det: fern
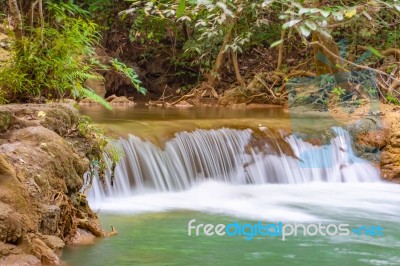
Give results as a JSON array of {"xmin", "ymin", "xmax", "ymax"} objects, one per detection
[
  {"xmin": 110, "ymin": 58, "xmax": 147, "ymax": 95},
  {"xmin": 0, "ymin": 3, "xmax": 113, "ymax": 108},
  {"xmin": 81, "ymin": 87, "xmax": 112, "ymax": 110}
]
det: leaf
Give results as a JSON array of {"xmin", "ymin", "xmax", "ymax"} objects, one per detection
[
  {"xmin": 305, "ymin": 20, "xmax": 317, "ymax": 31},
  {"xmin": 299, "ymin": 8, "xmax": 319, "ymax": 15},
  {"xmin": 37, "ymin": 111, "xmax": 46, "ymax": 118},
  {"xmin": 177, "ymin": 0, "xmax": 186, "ymax": 18},
  {"xmin": 363, "ymin": 11, "xmax": 372, "ymax": 21},
  {"xmin": 270, "ymin": 39, "xmax": 283, "ymax": 48},
  {"xmin": 298, "ymin": 8, "xmax": 310, "ymax": 15},
  {"xmin": 344, "ymin": 9, "xmax": 357, "ymax": 18},
  {"xmin": 195, "ymin": 21, "xmax": 206, "ymax": 27},
  {"xmin": 283, "ymin": 19, "xmax": 302, "ymax": 29},
  {"xmin": 334, "ymin": 12, "xmax": 344, "ymax": 21},
  {"xmin": 177, "ymin": 16, "xmax": 191, "ymax": 22},
  {"xmin": 262, "ymin": 0, "xmax": 274, "ymax": 8},
  {"xmin": 395, "ymin": 5, "xmax": 400, "ymax": 12},
  {"xmin": 81, "ymin": 88, "xmax": 112, "ymax": 110},
  {"xmin": 320, "ymin": 10, "xmax": 330, "ymax": 17},
  {"xmin": 299, "ymin": 25, "xmax": 311, "ymax": 37},
  {"xmin": 367, "ymin": 46, "xmax": 384, "ymax": 58}
]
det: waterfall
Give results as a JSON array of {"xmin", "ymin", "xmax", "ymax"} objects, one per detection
[{"xmin": 87, "ymin": 127, "xmax": 380, "ymax": 202}]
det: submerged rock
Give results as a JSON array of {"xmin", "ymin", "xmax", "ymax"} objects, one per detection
[
  {"xmin": 105, "ymin": 94, "xmax": 117, "ymax": 102},
  {"xmin": 110, "ymin": 95, "xmax": 136, "ymax": 105},
  {"xmin": 174, "ymin": 100, "xmax": 194, "ymax": 108}
]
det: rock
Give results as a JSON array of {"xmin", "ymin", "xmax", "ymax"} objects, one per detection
[
  {"xmin": 0, "ymin": 32, "xmax": 11, "ymax": 65},
  {"xmin": 377, "ymin": 105, "xmax": 400, "ymax": 181},
  {"xmin": 40, "ymin": 235, "xmax": 64, "ymax": 255},
  {"xmin": 369, "ymin": 110, "xmax": 382, "ymax": 116},
  {"xmin": 0, "ymin": 155, "xmax": 17, "ymax": 182},
  {"xmin": 110, "ymin": 96, "xmax": 135, "ymax": 105},
  {"xmin": 347, "ymin": 117, "xmax": 380, "ymax": 135},
  {"xmin": 174, "ymin": 100, "xmax": 193, "ymax": 108},
  {"xmin": 69, "ymin": 228, "xmax": 95, "ymax": 245},
  {"xmin": 6, "ymin": 126, "xmax": 86, "ymax": 193},
  {"xmin": 231, "ymin": 103, "xmax": 246, "ymax": 109},
  {"xmin": 32, "ymin": 237, "xmax": 61, "ymax": 265},
  {"xmin": 0, "ymin": 254, "xmax": 40, "ymax": 266},
  {"xmin": 358, "ymin": 129, "xmax": 389, "ymax": 149},
  {"xmin": 390, "ymin": 133, "xmax": 400, "ymax": 148},
  {"xmin": 39, "ymin": 205, "xmax": 61, "ymax": 235},
  {"xmin": 80, "ymin": 98, "xmax": 98, "ymax": 104},
  {"xmin": 0, "ymin": 202, "xmax": 23, "ymax": 244},
  {"xmin": 0, "ymin": 242, "xmax": 19, "ymax": 258},
  {"xmin": 0, "ymin": 103, "xmax": 106, "ymax": 264},
  {"xmin": 84, "ymin": 73, "xmax": 106, "ymax": 98},
  {"xmin": 0, "ymin": 110, "xmax": 12, "ymax": 133},
  {"xmin": 105, "ymin": 94, "xmax": 117, "ymax": 102}
]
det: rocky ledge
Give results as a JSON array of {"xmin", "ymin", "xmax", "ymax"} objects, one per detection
[
  {"xmin": 0, "ymin": 103, "xmax": 108, "ymax": 265},
  {"xmin": 347, "ymin": 104, "xmax": 400, "ymax": 181}
]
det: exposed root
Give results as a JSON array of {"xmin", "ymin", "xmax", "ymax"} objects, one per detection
[{"xmin": 77, "ymin": 219, "xmax": 106, "ymax": 237}]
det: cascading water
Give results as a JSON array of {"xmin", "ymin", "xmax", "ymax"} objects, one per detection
[
  {"xmin": 66, "ymin": 108, "xmax": 400, "ymax": 266},
  {"xmin": 87, "ymin": 127, "xmax": 380, "ymax": 204}
]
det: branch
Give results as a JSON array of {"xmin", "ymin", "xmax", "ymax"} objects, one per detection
[{"xmin": 309, "ymin": 41, "xmax": 400, "ymax": 84}]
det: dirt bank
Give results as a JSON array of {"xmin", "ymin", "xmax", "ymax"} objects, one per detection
[{"xmin": 0, "ymin": 103, "xmax": 107, "ymax": 265}]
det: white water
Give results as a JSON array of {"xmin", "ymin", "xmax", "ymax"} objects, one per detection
[
  {"xmin": 89, "ymin": 181, "xmax": 400, "ymax": 223},
  {"xmin": 84, "ymin": 126, "xmax": 396, "ymax": 222},
  {"xmin": 88, "ymin": 127, "xmax": 380, "ymax": 200}
]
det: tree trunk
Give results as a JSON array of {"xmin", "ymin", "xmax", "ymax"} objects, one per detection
[
  {"xmin": 312, "ymin": 31, "xmax": 351, "ymax": 90},
  {"xmin": 8, "ymin": 0, "xmax": 23, "ymax": 40},
  {"xmin": 312, "ymin": 31, "xmax": 342, "ymax": 75},
  {"xmin": 30, "ymin": 0, "xmax": 44, "ymax": 39},
  {"xmin": 231, "ymin": 50, "xmax": 245, "ymax": 87},
  {"xmin": 207, "ymin": 18, "xmax": 234, "ymax": 87},
  {"xmin": 277, "ymin": 29, "xmax": 286, "ymax": 70}
]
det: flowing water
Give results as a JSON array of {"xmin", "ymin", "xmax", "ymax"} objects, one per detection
[{"xmin": 63, "ymin": 106, "xmax": 400, "ymax": 266}]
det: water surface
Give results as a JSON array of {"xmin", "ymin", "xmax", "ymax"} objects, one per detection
[{"xmin": 63, "ymin": 106, "xmax": 400, "ymax": 266}]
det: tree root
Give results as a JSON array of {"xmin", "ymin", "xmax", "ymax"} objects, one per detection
[
  {"xmin": 169, "ymin": 92, "xmax": 196, "ymax": 106},
  {"xmin": 77, "ymin": 218, "xmax": 108, "ymax": 237},
  {"xmin": 286, "ymin": 70, "xmax": 316, "ymax": 79}
]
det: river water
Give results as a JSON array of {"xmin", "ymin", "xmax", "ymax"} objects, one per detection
[{"xmin": 62, "ymin": 105, "xmax": 400, "ymax": 266}]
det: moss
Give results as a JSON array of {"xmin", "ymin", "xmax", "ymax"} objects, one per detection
[{"xmin": 0, "ymin": 111, "xmax": 12, "ymax": 133}]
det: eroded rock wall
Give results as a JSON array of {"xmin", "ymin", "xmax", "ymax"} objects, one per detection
[{"xmin": 0, "ymin": 103, "xmax": 105, "ymax": 265}]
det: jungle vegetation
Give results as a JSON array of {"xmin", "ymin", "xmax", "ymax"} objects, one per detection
[{"xmin": 0, "ymin": 0, "xmax": 399, "ymax": 107}]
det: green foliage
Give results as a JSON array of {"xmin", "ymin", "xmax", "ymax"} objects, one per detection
[
  {"xmin": 78, "ymin": 115, "xmax": 124, "ymax": 165},
  {"xmin": 104, "ymin": 139, "xmax": 124, "ymax": 164},
  {"xmin": 46, "ymin": 0, "xmax": 90, "ymax": 21},
  {"xmin": 386, "ymin": 93, "xmax": 400, "ymax": 104},
  {"xmin": 128, "ymin": 5, "xmax": 175, "ymax": 45},
  {"xmin": 125, "ymin": 0, "xmax": 276, "ymax": 78},
  {"xmin": 332, "ymin": 87, "xmax": 346, "ymax": 97},
  {"xmin": 0, "ymin": 89, "xmax": 5, "ymax": 104},
  {"xmin": 0, "ymin": 1, "xmax": 145, "ymax": 108},
  {"xmin": 265, "ymin": 0, "xmax": 400, "ymax": 48},
  {"xmin": 110, "ymin": 58, "xmax": 147, "ymax": 95},
  {"xmin": 0, "ymin": 3, "xmax": 109, "ymax": 105},
  {"xmin": 81, "ymin": 87, "xmax": 112, "ymax": 110}
]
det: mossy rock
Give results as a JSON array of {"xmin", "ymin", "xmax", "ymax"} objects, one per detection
[{"xmin": 0, "ymin": 111, "xmax": 12, "ymax": 133}]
